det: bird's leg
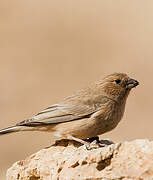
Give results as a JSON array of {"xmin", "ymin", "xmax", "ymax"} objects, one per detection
[
  {"xmin": 67, "ymin": 135, "xmax": 90, "ymax": 146},
  {"xmin": 67, "ymin": 135, "xmax": 103, "ymax": 150}
]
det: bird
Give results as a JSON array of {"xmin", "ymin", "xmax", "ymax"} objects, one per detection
[{"xmin": 0, "ymin": 73, "xmax": 139, "ymax": 146}]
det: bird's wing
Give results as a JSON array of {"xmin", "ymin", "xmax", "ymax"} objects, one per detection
[
  {"xmin": 17, "ymin": 103, "xmax": 102, "ymax": 126},
  {"xmin": 17, "ymin": 94, "xmax": 111, "ymax": 127}
]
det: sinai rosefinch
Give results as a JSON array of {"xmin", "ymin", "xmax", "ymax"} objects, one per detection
[{"xmin": 0, "ymin": 73, "xmax": 139, "ymax": 145}]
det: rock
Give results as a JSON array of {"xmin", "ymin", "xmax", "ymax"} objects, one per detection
[{"xmin": 6, "ymin": 139, "xmax": 153, "ymax": 180}]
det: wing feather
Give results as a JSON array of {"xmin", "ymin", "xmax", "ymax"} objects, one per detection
[
  {"xmin": 17, "ymin": 95, "xmax": 110, "ymax": 126},
  {"xmin": 17, "ymin": 104, "xmax": 97, "ymax": 126}
]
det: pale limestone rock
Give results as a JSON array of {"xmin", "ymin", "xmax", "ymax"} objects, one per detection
[{"xmin": 6, "ymin": 139, "xmax": 153, "ymax": 180}]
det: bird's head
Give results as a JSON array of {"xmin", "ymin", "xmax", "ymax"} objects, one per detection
[{"xmin": 98, "ymin": 73, "xmax": 139, "ymax": 101}]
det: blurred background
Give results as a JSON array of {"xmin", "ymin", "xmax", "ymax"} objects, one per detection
[{"xmin": 0, "ymin": 0, "xmax": 153, "ymax": 178}]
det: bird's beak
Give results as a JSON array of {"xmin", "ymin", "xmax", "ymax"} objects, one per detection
[{"xmin": 126, "ymin": 78, "xmax": 139, "ymax": 89}]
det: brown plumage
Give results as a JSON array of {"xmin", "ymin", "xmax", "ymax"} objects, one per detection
[{"xmin": 0, "ymin": 73, "xmax": 139, "ymax": 145}]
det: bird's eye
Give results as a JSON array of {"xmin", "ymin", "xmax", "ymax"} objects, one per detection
[{"xmin": 115, "ymin": 79, "xmax": 121, "ymax": 84}]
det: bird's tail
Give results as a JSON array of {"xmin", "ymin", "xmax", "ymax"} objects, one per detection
[{"xmin": 0, "ymin": 126, "xmax": 24, "ymax": 135}]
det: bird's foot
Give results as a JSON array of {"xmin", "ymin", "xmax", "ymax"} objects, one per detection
[
  {"xmin": 98, "ymin": 139, "xmax": 114, "ymax": 146},
  {"xmin": 65, "ymin": 135, "xmax": 114, "ymax": 150},
  {"xmin": 84, "ymin": 136, "xmax": 100, "ymax": 143},
  {"xmin": 84, "ymin": 140, "xmax": 100, "ymax": 150},
  {"xmin": 84, "ymin": 136, "xmax": 114, "ymax": 149}
]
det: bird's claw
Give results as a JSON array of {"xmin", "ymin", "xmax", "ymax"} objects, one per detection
[
  {"xmin": 84, "ymin": 137, "xmax": 114, "ymax": 150},
  {"xmin": 84, "ymin": 140, "xmax": 101, "ymax": 150}
]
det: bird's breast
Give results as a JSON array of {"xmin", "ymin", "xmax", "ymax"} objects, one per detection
[{"xmin": 93, "ymin": 100, "xmax": 126, "ymax": 135}]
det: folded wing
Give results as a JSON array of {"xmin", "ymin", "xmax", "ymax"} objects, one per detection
[
  {"xmin": 17, "ymin": 94, "xmax": 110, "ymax": 127},
  {"xmin": 17, "ymin": 103, "xmax": 97, "ymax": 126}
]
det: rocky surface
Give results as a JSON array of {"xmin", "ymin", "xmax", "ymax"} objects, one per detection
[{"xmin": 6, "ymin": 139, "xmax": 153, "ymax": 180}]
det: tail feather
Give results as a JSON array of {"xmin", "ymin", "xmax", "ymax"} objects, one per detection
[{"xmin": 0, "ymin": 126, "xmax": 22, "ymax": 135}]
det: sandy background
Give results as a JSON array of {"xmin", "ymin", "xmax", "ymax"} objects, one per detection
[{"xmin": 0, "ymin": 0, "xmax": 153, "ymax": 178}]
